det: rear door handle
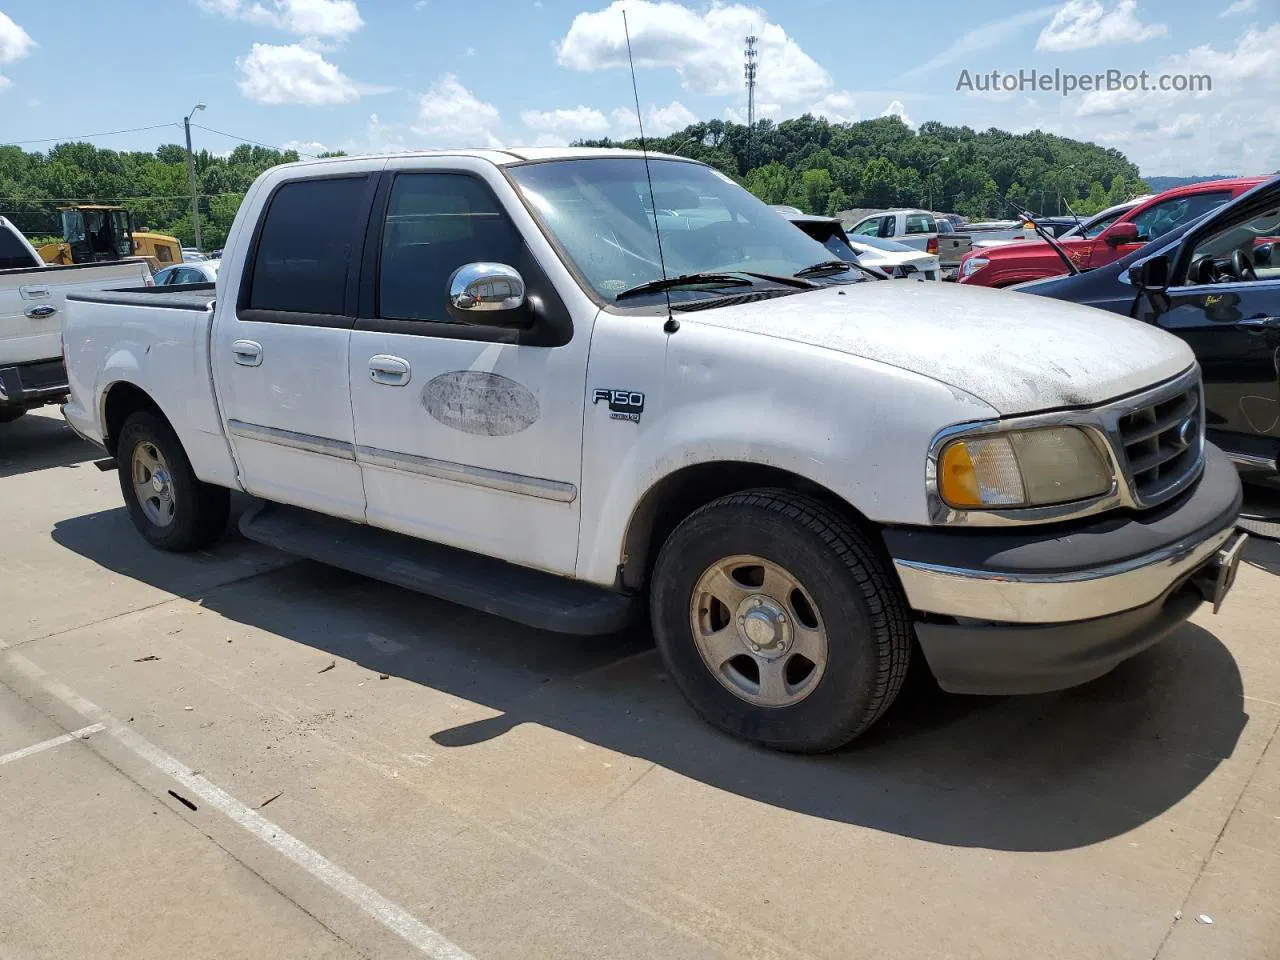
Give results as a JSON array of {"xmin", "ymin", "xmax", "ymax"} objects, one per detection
[
  {"xmin": 25, "ymin": 304, "xmax": 57, "ymax": 320},
  {"xmin": 1238, "ymin": 316, "xmax": 1280, "ymax": 331},
  {"xmin": 369, "ymin": 355, "xmax": 411, "ymax": 386},
  {"xmin": 231, "ymin": 339, "xmax": 262, "ymax": 366},
  {"xmin": 19, "ymin": 285, "xmax": 51, "ymax": 299}
]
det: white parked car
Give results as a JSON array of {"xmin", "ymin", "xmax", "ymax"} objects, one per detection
[
  {"xmin": 154, "ymin": 260, "xmax": 220, "ymax": 285},
  {"xmin": 774, "ymin": 211, "xmax": 940, "ymax": 280},
  {"xmin": 62, "ymin": 148, "xmax": 1246, "ymax": 752},
  {"xmin": 846, "ymin": 234, "xmax": 942, "ymax": 281}
]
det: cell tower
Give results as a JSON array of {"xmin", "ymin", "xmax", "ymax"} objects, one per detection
[{"xmin": 744, "ymin": 35, "xmax": 758, "ymax": 167}]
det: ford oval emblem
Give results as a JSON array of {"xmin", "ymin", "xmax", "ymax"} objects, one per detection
[{"xmin": 1176, "ymin": 418, "xmax": 1196, "ymax": 449}]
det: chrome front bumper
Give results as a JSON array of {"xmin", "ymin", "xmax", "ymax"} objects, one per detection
[{"xmin": 894, "ymin": 523, "xmax": 1239, "ymax": 624}]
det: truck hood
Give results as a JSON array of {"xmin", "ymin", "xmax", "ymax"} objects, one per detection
[{"xmin": 686, "ymin": 281, "xmax": 1194, "ymax": 415}]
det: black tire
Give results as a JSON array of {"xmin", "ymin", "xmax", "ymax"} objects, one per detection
[
  {"xmin": 117, "ymin": 410, "xmax": 229, "ymax": 552},
  {"xmin": 650, "ymin": 489, "xmax": 913, "ymax": 753}
]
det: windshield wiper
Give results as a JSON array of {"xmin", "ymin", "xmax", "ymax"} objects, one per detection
[
  {"xmin": 736, "ymin": 270, "xmax": 816, "ymax": 289},
  {"xmin": 614, "ymin": 272, "xmax": 753, "ymax": 301},
  {"xmin": 794, "ymin": 260, "xmax": 855, "ymax": 278}
]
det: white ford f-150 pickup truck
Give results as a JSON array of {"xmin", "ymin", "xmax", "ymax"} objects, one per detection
[
  {"xmin": 1, "ymin": 216, "xmax": 152, "ymax": 422},
  {"xmin": 62, "ymin": 148, "xmax": 1247, "ymax": 752}
]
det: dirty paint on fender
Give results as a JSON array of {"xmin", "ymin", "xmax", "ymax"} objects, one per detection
[{"xmin": 423, "ymin": 371, "xmax": 540, "ymax": 436}]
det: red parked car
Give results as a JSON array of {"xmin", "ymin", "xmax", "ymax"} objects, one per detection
[{"xmin": 957, "ymin": 177, "xmax": 1267, "ymax": 288}]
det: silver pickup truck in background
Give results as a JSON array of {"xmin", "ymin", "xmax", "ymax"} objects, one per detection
[
  {"xmin": 1, "ymin": 216, "xmax": 152, "ymax": 423},
  {"xmin": 844, "ymin": 208, "xmax": 973, "ymax": 277}
]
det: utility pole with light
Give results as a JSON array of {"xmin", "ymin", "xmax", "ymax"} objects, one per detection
[{"xmin": 184, "ymin": 102, "xmax": 206, "ymax": 252}]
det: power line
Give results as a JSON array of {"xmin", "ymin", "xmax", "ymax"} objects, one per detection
[
  {"xmin": 191, "ymin": 123, "xmax": 317, "ymax": 158},
  {"xmin": 0, "ymin": 123, "xmax": 181, "ymax": 147},
  {"xmin": 0, "ymin": 194, "xmax": 247, "ymax": 204}
]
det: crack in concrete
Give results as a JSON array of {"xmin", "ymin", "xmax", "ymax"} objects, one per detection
[{"xmin": 1151, "ymin": 713, "xmax": 1280, "ymax": 959}]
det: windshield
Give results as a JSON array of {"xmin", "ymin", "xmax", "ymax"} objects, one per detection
[{"xmin": 507, "ymin": 158, "xmax": 848, "ymax": 303}]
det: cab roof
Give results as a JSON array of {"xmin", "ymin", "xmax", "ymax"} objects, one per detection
[{"xmin": 283, "ymin": 146, "xmax": 691, "ymax": 169}]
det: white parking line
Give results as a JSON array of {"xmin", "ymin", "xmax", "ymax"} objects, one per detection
[
  {"xmin": 0, "ymin": 723, "xmax": 105, "ymax": 766},
  {"xmin": 1, "ymin": 648, "xmax": 474, "ymax": 960}
]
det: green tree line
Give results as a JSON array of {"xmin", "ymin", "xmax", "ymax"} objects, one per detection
[
  {"xmin": 583, "ymin": 115, "xmax": 1149, "ymax": 219},
  {"xmin": 2, "ymin": 115, "xmax": 1146, "ymax": 250},
  {"xmin": 0, "ymin": 141, "xmax": 341, "ymax": 251}
]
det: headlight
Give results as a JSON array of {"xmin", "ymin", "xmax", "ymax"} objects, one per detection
[
  {"xmin": 960, "ymin": 256, "xmax": 989, "ymax": 277},
  {"xmin": 937, "ymin": 427, "xmax": 1113, "ymax": 509}
]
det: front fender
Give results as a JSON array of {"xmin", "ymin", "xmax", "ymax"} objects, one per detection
[{"xmin": 574, "ymin": 322, "xmax": 997, "ymax": 586}]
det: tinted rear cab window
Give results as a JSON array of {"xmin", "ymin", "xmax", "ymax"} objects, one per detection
[
  {"xmin": 904, "ymin": 214, "xmax": 936, "ymax": 234},
  {"xmin": 248, "ymin": 176, "xmax": 368, "ymax": 315},
  {"xmin": 0, "ymin": 227, "xmax": 39, "ymax": 269}
]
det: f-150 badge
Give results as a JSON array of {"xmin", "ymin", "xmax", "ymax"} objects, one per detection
[{"xmin": 592, "ymin": 388, "xmax": 645, "ymax": 423}]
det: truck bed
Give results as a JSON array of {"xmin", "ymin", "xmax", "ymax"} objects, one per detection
[
  {"xmin": 2, "ymin": 257, "xmax": 155, "ymax": 415},
  {"xmin": 67, "ymin": 283, "xmax": 216, "ymax": 312}
]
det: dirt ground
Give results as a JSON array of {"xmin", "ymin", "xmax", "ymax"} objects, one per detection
[{"xmin": 2, "ymin": 408, "xmax": 1278, "ymax": 960}]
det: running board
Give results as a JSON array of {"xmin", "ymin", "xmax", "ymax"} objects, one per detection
[{"xmin": 238, "ymin": 500, "xmax": 640, "ymax": 635}]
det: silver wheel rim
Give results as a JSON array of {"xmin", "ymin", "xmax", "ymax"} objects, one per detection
[
  {"xmin": 689, "ymin": 554, "xmax": 828, "ymax": 707},
  {"xmin": 131, "ymin": 441, "xmax": 176, "ymax": 528}
]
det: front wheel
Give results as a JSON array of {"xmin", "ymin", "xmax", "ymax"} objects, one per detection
[
  {"xmin": 650, "ymin": 490, "xmax": 913, "ymax": 753},
  {"xmin": 117, "ymin": 410, "xmax": 229, "ymax": 552}
]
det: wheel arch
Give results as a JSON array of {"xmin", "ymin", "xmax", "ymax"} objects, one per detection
[
  {"xmin": 618, "ymin": 461, "xmax": 875, "ymax": 591},
  {"xmin": 101, "ymin": 380, "xmax": 167, "ymax": 456}
]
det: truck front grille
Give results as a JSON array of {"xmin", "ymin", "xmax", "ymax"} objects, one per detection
[{"xmin": 1114, "ymin": 382, "xmax": 1203, "ymax": 507}]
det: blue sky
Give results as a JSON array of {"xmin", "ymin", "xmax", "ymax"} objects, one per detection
[{"xmin": 1, "ymin": 0, "xmax": 1276, "ymax": 175}]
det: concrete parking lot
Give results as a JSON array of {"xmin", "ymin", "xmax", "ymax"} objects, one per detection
[{"xmin": 2, "ymin": 407, "xmax": 1278, "ymax": 960}]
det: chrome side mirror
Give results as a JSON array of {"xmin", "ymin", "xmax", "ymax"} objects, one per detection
[{"xmin": 447, "ymin": 262, "xmax": 527, "ymax": 325}]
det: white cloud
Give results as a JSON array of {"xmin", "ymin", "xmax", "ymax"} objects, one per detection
[
  {"xmin": 521, "ymin": 105, "xmax": 611, "ymax": 144},
  {"xmin": 557, "ymin": 0, "xmax": 830, "ymax": 106},
  {"xmin": 902, "ymin": 6, "xmax": 1059, "ymax": 79},
  {"xmin": 414, "ymin": 74, "xmax": 502, "ymax": 148},
  {"xmin": 609, "ymin": 101, "xmax": 698, "ymax": 139},
  {"xmin": 282, "ymin": 139, "xmax": 329, "ymax": 154},
  {"xmin": 465, "ymin": 46, "xmax": 475, "ymax": 56},
  {"xmin": 237, "ymin": 42, "xmax": 360, "ymax": 105},
  {"xmin": 880, "ymin": 100, "xmax": 915, "ymax": 128},
  {"xmin": 1218, "ymin": 0, "xmax": 1256, "ymax": 16},
  {"xmin": 0, "ymin": 11, "xmax": 35, "ymax": 63},
  {"xmin": 1065, "ymin": 24, "xmax": 1280, "ymax": 174},
  {"xmin": 1036, "ymin": 0, "xmax": 1166, "ymax": 52},
  {"xmin": 0, "ymin": 10, "xmax": 34, "ymax": 88},
  {"xmin": 646, "ymin": 100, "xmax": 697, "ymax": 135},
  {"xmin": 723, "ymin": 102, "xmax": 781, "ymax": 124},
  {"xmin": 805, "ymin": 90, "xmax": 859, "ymax": 122},
  {"xmin": 199, "ymin": 0, "xmax": 364, "ymax": 40},
  {"xmin": 1076, "ymin": 23, "xmax": 1279, "ymax": 116}
]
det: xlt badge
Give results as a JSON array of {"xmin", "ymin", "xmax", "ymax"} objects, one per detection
[{"xmin": 592, "ymin": 388, "xmax": 645, "ymax": 423}]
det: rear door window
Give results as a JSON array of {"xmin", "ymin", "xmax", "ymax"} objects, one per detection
[
  {"xmin": 248, "ymin": 176, "xmax": 369, "ymax": 315},
  {"xmin": 881, "ymin": 216, "xmax": 896, "ymax": 237}
]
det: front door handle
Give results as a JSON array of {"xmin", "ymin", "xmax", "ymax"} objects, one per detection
[
  {"xmin": 1238, "ymin": 316, "xmax": 1280, "ymax": 331},
  {"xmin": 369, "ymin": 355, "xmax": 411, "ymax": 386},
  {"xmin": 231, "ymin": 339, "xmax": 262, "ymax": 366},
  {"xmin": 24, "ymin": 304, "xmax": 57, "ymax": 320}
]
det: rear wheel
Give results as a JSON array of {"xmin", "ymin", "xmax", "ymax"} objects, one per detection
[
  {"xmin": 650, "ymin": 489, "xmax": 913, "ymax": 753},
  {"xmin": 117, "ymin": 410, "xmax": 228, "ymax": 551}
]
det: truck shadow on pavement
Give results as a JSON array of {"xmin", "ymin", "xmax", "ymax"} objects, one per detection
[
  {"xmin": 0, "ymin": 411, "xmax": 99, "ymax": 480},
  {"xmin": 53, "ymin": 505, "xmax": 1249, "ymax": 854}
]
